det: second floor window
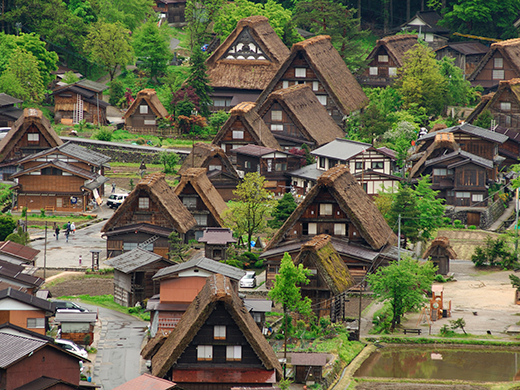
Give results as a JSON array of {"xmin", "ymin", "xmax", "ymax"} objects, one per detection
[
  {"xmin": 295, "ymin": 68, "xmax": 306, "ymax": 78},
  {"xmin": 140, "ymin": 105, "xmax": 148, "ymax": 114},
  {"xmin": 197, "ymin": 345, "xmax": 213, "ymax": 361},
  {"xmin": 226, "ymin": 345, "xmax": 242, "ymax": 361},
  {"xmin": 138, "ymin": 197, "xmax": 149, "ymax": 209},
  {"xmin": 27, "ymin": 133, "xmax": 39, "ymax": 142},
  {"xmin": 320, "ymin": 203, "xmax": 333, "ymax": 216},
  {"xmin": 214, "ymin": 325, "xmax": 226, "ymax": 340},
  {"xmin": 232, "ymin": 130, "xmax": 244, "ymax": 139},
  {"xmin": 372, "ymin": 161, "xmax": 384, "ymax": 169}
]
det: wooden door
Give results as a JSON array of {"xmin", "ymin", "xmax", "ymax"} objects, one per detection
[{"xmin": 467, "ymin": 212, "xmax": 480, "ymax": 227}]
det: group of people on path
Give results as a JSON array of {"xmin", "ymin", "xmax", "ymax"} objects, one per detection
[{"xmin": 55, "ymin": 221, "xmax": 75, "ymax": 242}]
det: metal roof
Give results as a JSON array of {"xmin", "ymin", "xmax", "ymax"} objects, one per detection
[
  {"xmin": 153, "ymin": 252, "xmax": 246, "ymax": 281},
  {"xmin": 0, "ymin": 333, "xmax": 47, "ymax": 368},
  {"xmin": 54, "ymin": 311, "xmax": 98, "ymax": 323},
  {"xmin": 419, "ymin": 123, "xmax": 508, "ymax": 144},
  {"xmin": 425, "ymin": 149, "xmax": 493, "ymax": 170},
  {"xmin": 437, "ymin": 42, "xmax": 489, "ymax": 56},
  {"xmin": 0, "ymin": 93, "xmax": 22, "ymax": 107},
  {"xmin": 243, "ymin": 298, "xmax": 272, "ymax": 313},
  {"xmin": 111, "ymin": 373, "xmax": 176, "ymax": 390},
  {"xmin": 0, "ymin": 261, "xmax": 44, "ymax": 288},
  {"xmin": 288, "ymin": 164, "xmax": 322, "ymax": 181},
  {"xmin": 291, "ymin": 352, "xmax": 327, "ymax": 366},
  {"xmin": 198, "ymin": 228, "xmax": 236, "ymax": 245},
  {"xmin": 0, "ymin": 287, "xmax": 54, "ymax": 312},
  {"xmin": 311, "ymin": 138, "xmax": 371, "ymax": 160},
  {"xmin": 105, "ymin": 247, "xmax": 168, "ymax": 274},
  {"xmin": 59, "ymin": 142, "xmax": 111, "ymax": 166},
  {"xmin": 0, "ymin": 241, "xmax": 39, "ymax": 262},
  {"xmin": 231, "ymin": 144, "xmax": 279, "ymax": 157},
  {"xmin": 76, "ymin": 79, "xmax": 109, "ymax": 93}
]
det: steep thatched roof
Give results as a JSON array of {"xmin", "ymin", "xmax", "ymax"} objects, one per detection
[
  {"xmin": 123, "ymin": 89, "xmax": 168, "ymax": 120},
  {"xmin": 257, "ymin": 36, "xmax": 368, "ymax": 116},
  {"xmin": 467, "ymin": 79, "xmax": 520, "ymax": 125},
  {"xmin": 257, "ymin": 84, "xmax": 344, "ymax": 146},
  {"xmin": 295, "ymin": 235, "xmax": 354, "ymax": 294},
  {"xmin": 174, "ymin": 168, "xmax": 228, "ymax": 227},
  {"xmin": 469, "ymin": 38, "xmax": 520, "ymax": 81},
  {"xmin": 365, "ymin": 34, "xmax": 419, "ymax": 68},
  {"xmin": 206, "ymin": 16, "xmax": 290, "ymax": 90},
  {"xmin": 213, "ymin": 102, "xmax": 281, "ymax": 150},
  {"xmin": 265, "ymin": 165, "xmax": 397, "ymax": 252},
  {"xmin": 141, "ymin": 333, "xmax": 168, "ymax": 360},
  {"xmin": 423, "ymin": 236, "xmax": 457, "ymax": 259},
  {"xmin": 178, "ymin": 143, "xmax": 238, "ymax": 178},
  {"xmin": 409, "ymin": 133, "xmax": 459, "ymax": 178},
  {"xmin": 102, "ymin": 173, "xmax": 196, "ymax": 234},
  {"xmin": 151, "ymin": 274, "xmax": 282, "ymax": 379},
  {"xmin": 0, "ymin": 108, "xmax": 62, "ymax": 163},
  {"xmin": 466, "ymin": 92, "xmax": 495, "ymax": 124}
]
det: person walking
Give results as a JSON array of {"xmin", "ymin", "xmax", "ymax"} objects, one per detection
[
  {"xmin": 65, "ymin": 228, "xmax": 70, "ymax": 243},
  {"xmin": 71, "ymin": 222, "xmax": 76, "ymax": 234},
  {"xmin": 111, "ymin": 182, "xmax": 116, "ymax": 193},
  {"xmin": 55, "ymin": 226, "xmax": 60, "ymax": 240}
]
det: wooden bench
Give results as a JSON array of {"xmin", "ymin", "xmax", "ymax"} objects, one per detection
[{"xmin": 403, "ymin": 328, "xmax": 422, "ymax": 335}]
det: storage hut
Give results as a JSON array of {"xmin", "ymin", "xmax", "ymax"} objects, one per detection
[
  {"xmin": 423, "ymin": 237, "xmax": 457, "ymax": 275},
  {"xmin": 291, "ymin": 353, "xmax": 327, "ymax": 383},
  {"xmin": 123, "ymin": 89, "xmax": 170, "ymax": 135}
]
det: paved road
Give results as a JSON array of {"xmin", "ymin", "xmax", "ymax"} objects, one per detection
[{"xmin": 82, "ymin": 303, "xmax": 148, "ymax": 390}]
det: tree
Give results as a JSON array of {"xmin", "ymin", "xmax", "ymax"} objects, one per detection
[
  {"xmin": 222, "ymin": 172, "xmax": 275, "ymax": 251},
  {"xmin": 474, "ymin": 109, "xmax": 493, "ymax": 129},
  {"xmin": 0, "ymin": 214, "xmax": 16, "ymax": 241},
  {"xmin": 185, "ymin": 0, "xmax": 224, "ymax": 50},
  {"xmin": 84, "ymin": 21, "xmax": 134, "ymax": 81},
  {"xmin": 5, "ymin": 226, "xmax": 29, "ymax": 245},
  {"xmin": 168, "ymin": 231, "xmax": 191, "ymax": 262},
  {"xmin": 186, "ymin": 49, "xmax": 212, "ymax": 117},
  {"xmin": 157, "ymin": 150, "xmax": 180, "ymax": 174},
  {"xmin": 293, "ymin": 0, "xmax": 370, "ymax": 72},
  {"xmin": 269, "ymin": 193, "xmax": 297, "ymax": 229},
  {"xmin": 367, "ymin": 257, "xmax": 436, "ymax": 331},
  {"xmin": 0, "ymin": 48, "xmax": 45, "ymax": 102},
  {"xmin": 98, "ymin": 0, "xmax": 155, "ymax": 31},
  {"xmin": 360, "ymin": 87, "xmax": 402, "ymax": 140},
  {"xmin": 438, "ymin": 56, "xmax": 478, "ymax": 107},
  {"xmin": 132, "ymin": 19, "xmax": 171, "ymax": 81},
  {"xmin": 396, "ymin": 43, "xmax": 447, "ymax": 117},
  {"xmin": 301, "ymin": 144, "xmax": 314, "ymax": 166}
]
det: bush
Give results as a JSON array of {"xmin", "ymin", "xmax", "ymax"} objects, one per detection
[
  {"xmin": 109, "ymin": 79, "xmax": 125, "ymax": 106},
  {"xmin": 92, "ymin": 127, "xmax": 113, "ymax": 141},
  {"xmin": 471, "ymin": 236, "xmax": 516, "ymax": 269},
  {"xmin": 370, "ymin": 301, "xmax": 393, "ymax": 334},
  {"xmin": 225, "ymin": 259, "xmax": 244, "ymax": 269},
  {"xmin": 40, "ymin": 208, "xmax": 45, "ymax": 218},
  {"xmin": 254, "ymin": 259, "xmax": 264, "ymax": 268},
  {"xmin": 453, "ymin": 219, "xmax": 464, "ymax": 229},
  {"xmin": 468, "ymin": 225, "xmax": 477, "ymax": 230},
  {"xmin": 442, "ymin": 217, "xmax": 451, "ymax": 226}
]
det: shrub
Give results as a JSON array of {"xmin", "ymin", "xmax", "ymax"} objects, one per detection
[
  {"xmin": 453, "ymin": 219, "xmax": 464, "ymax": 229},
  {"xmin": 442, "ymin": 217, "xmax": 451, "ymax": 226},
  {"xmin": 254, "ymin": 259, "xmax": 264, "ymax": 268},
  {"xmin": 40, "ymin": 208, "xmax": 45, "ymax": 218},
  {"xmin": 471, "ymin": 236, "xmax": 516, "ymax": 269},
  {"xmin": 225, "ymin": 259, "xmax": 244, "ymax": 269},
  {"xmin": 109, "ymin": 79, "xmax": 125, "ymax": 106},
  {"xmin": 92, "ymin": 127, "xmax": 113, "ymax": 141},
  {"xmin": 370, "ymin": 301, "xmax": 393, "ymax": 334},
  {"xmin": 468, "ymin": 225, "xmax": 477, "ymax": 230}
]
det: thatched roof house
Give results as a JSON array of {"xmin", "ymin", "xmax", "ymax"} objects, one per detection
[
  {"xmin": 409, "ymin": 132, "xmax": 459, "ymax": 178},
  {"xmin": 256, "ymin": 35, "xmax": 368, "ymax": 126},
  {"xmin": 151, "ymin": 274, "xmax": 282, "ymax": 385},
  {"xmin": 257, "ymin": 84, "xmax": 345, "ymax": 149},
  {"xmin": 206, "ymin": 16, "xmax": 290, "ymax": 110},
  {"xmin": 123, "ymin": 89, "xmax": 169, "ymax": 133},
  {"xmin": 213, "ymin": 102, "xmax": 281, "ymax": 160},
  {"xmin": 423, "ymin": 236, "xmax": 457, "ymax": 275},
  {"xmin": 0, "ymin": 93, "xmax": 23, "ymax": 127}
]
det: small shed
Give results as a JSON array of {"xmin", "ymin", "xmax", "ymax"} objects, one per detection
[
  {"xmin": 423, "ymin": 237, "xmax": 457, "ymax": 275},
  {"xmin": 123, "ymin": 89, "xmax": 170, "ymax": 135},
  {"xmin": 198, "ymin": 227, "xmax": 236, "ymax": 260},
  {"xmin": 105, "ymin": 247, "xmax": 175, "ymax": 307},
  {"xmin": 291, "ymin": 352, "xmax": 327, "ymax": 383},
  {"xmin": 54, "ymin": 311, "xmax": 98, "ymax": 346},
  {"xmin": 243, "ymin": 298, "xmax": 272, "ymax": 329}
]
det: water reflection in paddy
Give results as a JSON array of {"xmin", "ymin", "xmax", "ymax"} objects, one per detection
[{"xmin": 354, "ymin": 346, "xmax": 520, "ymax": 382}]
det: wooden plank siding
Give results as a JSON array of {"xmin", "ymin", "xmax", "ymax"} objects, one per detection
[
  {"xmin": 218, "ymin": 118, "xmax": 258, "ymax": 157},
  {"xmin": 261, "ymin": 102, "xmax": 313, "ymax": 148},
  {"xmin": 54, "ymin": 93, "xmax": 106, "ymax": 125}
]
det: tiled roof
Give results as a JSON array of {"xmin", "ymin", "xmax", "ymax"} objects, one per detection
[
  {"xmin": 0, "ymin": 332, "xmax": 47, "ymax": 368},
  {"xmin": 0, "ymin": 241, "xmax": 39, "ymax": 263},
  {"xmin": 111, "ymin": 373, "xmax": 176, "ymax": 390},
  {"xmin": 0, "ymin": 287, "xmax": 54, "ymax": 312},
  {"xmin": 419, "ymin": 123, "xmax": 508, "ymax": 144},
  {"xmin": 311, "ymin": 138, "xmax": 371, "ymax": 160},
  {"xmin": 105, "ymin": 247, "xmax": 170, "ymax": 274},
  {"xmin": 198, "ymin": 228, "xmax": 236, "ymax": 245},
  {"xmin": 0, "ymin": 261, "xmax": 44, "ymax": 288}
]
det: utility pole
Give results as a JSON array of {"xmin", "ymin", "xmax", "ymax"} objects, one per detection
[
  {"xmin": 516, "ymin": 188, "xmax": 519, "ymax": 261},
  {"xmin": 397, "ymin": 214, "xmax": 401, "ymax": 261},
  {"xmin": 44, "ymin": 221, "xmax": 48, "ymax": 279}
]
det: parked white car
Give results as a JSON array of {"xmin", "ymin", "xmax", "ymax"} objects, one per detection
[
  {"xmin": 55, "ymin": 338, "xmax": 88, "ymax": 359},
  {"xmin": 240, "ymin": 271, "xmax": 257, "ymax": 288}
]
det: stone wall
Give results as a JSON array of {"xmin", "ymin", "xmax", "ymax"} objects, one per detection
[{"xmin": 447, "ymin": 198, "xmax": 506, "ymax": 229}]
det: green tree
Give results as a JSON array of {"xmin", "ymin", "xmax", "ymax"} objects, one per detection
[
  {"xmin": 360, "ymin": 87, "xmax": 402, "ymax": 141},
  {"xmin": 5, "ymin": 226, "xmax": 30, "ymax": 245},
  {"xmin": 157, "ymin": 150, "xmax": 180, "ymax": 174},
  {"xmin": 269, "ymin": 193, "xmax": 297, "ymax": 229},
  {"xmin": 367, "ymin": 257, "xmax": 436, "ymax": 331},
  {"xmin": 109, "ymin": 79, "xmax": 125, "ymax": 106},
  {"xmin": 84, "ymin": 21, "xmax": 134, "ymax": 81},
  {"xmin": 0, "ymin": 48, "xmax": 45, "ymax": 102},
  {"xmin": 473, "ymin": 109, "xmax": 493, "ymax": 129},
  {"xmin": 68, "ymin": 0, "xmax": 98, "ymax": 24},
  {"xmin": 0, "ymin": 214, "xmax": 16, "ymax": 241},
  {"xmin": 438, "ymin": 56, "xmax": 477, "ymax": 107},
  {"xmin": 293, "ymin": 0, "xmax": 369, "ymax": 72},
  {"xmin": 222, "ymin": 172, "xmax": 275, "ymax": 251},
  {"xmin": 208, "ymin": 111, "xmax": 230, "ymax": 134},
  {"xmin": 301, "ymin": 144, "xmax": 314, "ymax": 166},
  {"xmin": 132, "ymin": 19, "xmax": 171, "ymax": 81},
  {"xmin": 186, "ymin": 49, "xmax": 212, "ymax": 117},
  {"xmin": 98, "ymin": 0, "xmax": 155, "ymax": 31},
  {"xmin": 396, "ymin": 43, "xmax": 447, "ymax": 117},
  {"xmin": 62, "ymin": 71, "xmax": 80, "ymax": 85},
  {"xmin": 413, "ymin": 175, "xmax": 446, "ymax": 242},
  {"xmin": 185, "ymin": 0, "xmax": 224, "ymax": 50},
  {"xmin": 168, "ymin": 231, "xmax": 191, "ymax": 262}
]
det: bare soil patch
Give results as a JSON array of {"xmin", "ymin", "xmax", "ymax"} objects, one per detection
[
  {"xmin": 44, "ymin": 273, "xmax": 113, "ymax": 297},
  {"xmin": 354, "ymin": 383, "xmax": 488, "ymax": 390}
]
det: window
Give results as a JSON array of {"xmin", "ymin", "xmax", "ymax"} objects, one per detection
[
  {"xmin": 472, "ymin": 194, "xmax": 484, "ymax": 202},
  {"xmin": 320, "ymin": 203, "xmax": 333, "ymax": 215},
  {"xmin": 456, "ymin": 192, "xmax": 470, "ymax": 198},
  {"xmin": 271, "ymin": 110, "xmax": 282, "ymax": 121},
  {"xmin": 506, "ymin": 115, "xmax": 512, "ymax": 125},
  {"xmin": 182, "ymin": 196, "xmax": 197, "ymax": 208},
  {"xmin": 138, "ymin": 197, "xmax": 149, "ymax": 209},
  {"xmin": 334, "ymin": 223, "xmax": 346, "ymax": 235},
  {"xmin": 329, "ymin": 159, "xmax": 338, "ymax": 168},
  {"xmin": 271, "ymin": 124, "xmax": 283, "ymax": 131},
  {"xmin": 197, "ymin": 345, "xmax": 213, "ymax": 361},
  {"xmin": 369, "ymin": 67, "xmax": 378, "ymax": 75},
  {"xmin": 226, "ymin": 345, "xmax": 242, "ymax": 361},
  {"xmin": 493, "ymin": 70, "xmax": 505, "ymax": 80},
  {"xmin": 41, "ymin": 167, "xmax": 62, "ymax": 175},
  {"xmin": 232, "ymin": 130, "xmax": 244, "ymax": 139},
  {"xmin": 319, "ymin": 157, "xmax": 326, "ymax": 169},
  {"xmin": 27, "ymin": 318, "xmax": 45, "ymax": 328},
  {"xmin": 378, "ymin": 55, "xmax": 388, "ymax": 63},
  {"xmin": 144, "ymin": 119, "xmax": 156, "ymax": 125},
  {"xmin": 194, "ymin": 214, "xmax": 207, "ymax": 226},
  {"xmin": 245, "ymin": 161, "xmax": 251, "ymax": 169},
  {"xmin": 140, "ymin": 105, "xmax": 148, "ymax": 114},
  {"xmin": 317, "ymin": 95, "xmax": 327, "ymax": 106},
  {"xmin": 447, "ymin": 190, "xmax": 455, "ymax": 197},
  {"xmin": 282, "ymin": 80, "xmax": 289, "ymax": 89},
  {"xmin": 372, "ymin": 162, "xmax": 384, "ymax": 169},
  {"xmin": 295, "ymin": 68, "xmax": 306, "ymax": 78},
  {"xmin": 27, "ymin": 133, "xmax": 39, "ymax": 142},
  {"xmin": 389, "ymin": 67, "xmax": 397, "ymax": 76},
  {"xmin": 308, "ymin": 222, "xmax": 317, "ymax": 235},
  {"xmin": 208, "ymin": 165, "xmax": 222, "ymax": 171},
  {"xmin": 494, "ymin": 58, "xmax": 504, "ymax": 68},
  {"xmin": 214, "ymin": 325, "xmax": 226, "ymax": 340},
  {"xmin": 501, "ymin": 102, "xmax": 511, "ymax": 111},
  {"xmin": 213, "ymin": 98, "xmax": 231, "ymax": 107},
  {"xmin": 312, "ymin": 81, "xmax": 319, "ymax": 91},
  {"xmin": 433, "ymin": 168, "xmax": 447, "ymax": 176},
  {"xmin": 355, "ymin": 162, "xmax": 363, "ymax": 170},
  {"xmin": 275, "ymin": 162, "xmax": 287, "ymax": 171}
]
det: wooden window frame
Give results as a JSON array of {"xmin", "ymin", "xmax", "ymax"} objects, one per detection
[{"xmin": 214, "ymin": 325, "xmax": 226, "ymax": 340}]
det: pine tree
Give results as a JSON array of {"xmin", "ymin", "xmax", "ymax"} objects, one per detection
[{"xmin": 186, "ymin": 49, "xmax": 213, "ymax": 117}]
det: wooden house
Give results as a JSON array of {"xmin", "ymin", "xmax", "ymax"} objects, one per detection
[
  {"xmin": 105, "ymin": 247, "xmax": 175, "ymax": 307},
  {"xmin": 0, "ymin": 288, "xmax": 55, "ymax": 335},
  {"xmin": 179, "ymin": 143, "xmax": 241, "ymax": 201},
  {"xmin": 148, "ymin": 253, "xmax": 246, "ymax": 337},
  {"xmin": 423, "ymin": 236, "xmax": 457, "ymax": 275},
  {"xmin": 174, "ymin": 168, "xmax": 228, "ymax": 241},
  {"xmin": 10, "ymin": 141, "xmax": 110, "ymax": 212},
  {"xmin": 294, "ymin": 235, "xmax": 354, "ymax": 319},
  {"xmin": 123, "ymin": 89, "xmax": 170, "ymax": 135},
  {"xmin": 150, "ymin": 274, "xmax": 282, "ymax": 388},
  {"xmin": 0, "ymin": 108, "xmax": 62, "ymax": 180},
  {"xmin": 468, "ymin": 38, "xmax": 520, "ymax": 92},
  {"xmin": 435, "ymin": 42, "xmax": 489, "ymax": 76},
  {"xmin": 0, "ymin": 328, "xmax": 85, "ymax": 390},
  {"xmin": 54, "ymin": 311, "xmax": 98, "ymax": 346},
  {"xmin": 257, "ymin": 84, "xmax": 345, "ymax": 150},
  {"xmin": 0, "ymin": 240, "xmax": 39, "ymax": 266},
  {"xmin": 198, "ymin": 228, "xmax": 236, "ymax": 261},
  {"xmin": 359, "ymin": 34, "xmax": 419, "ymax": 87},
  {"xmin": 397, "ymin": 11, "xmax": 449, "ymax": 49},
  {"xmin": 261, "ymin": 165, "xmax": 398, "ymax": 288},
  {"xmin": 213, "ymin": 102, "xmax": 281, "ymax": 163},
  {"xmin": 243, "ymin": 298, "xmax": 272, "ymax": 329},
  {"xmin": 101, "ymin": 173, "xmax": 196, "ymax": 258},
  {"xmin": 113, "ymin": 374, "xmax": 176, "ymax": 390},
  {"xmin": 232, "ymin": 144, "xmax": 301, "ymax": 194},
  {"xmin": 0, "ymin": 93, "xmax": 23, "ymax": 127},
  {"xmin": 206, "ymin": 16, "xmax": 290, "ymax": 112},
  {"xmin": 52, "ymin": 79, "xmax": 109, "ymax": 125},
  {"xmin": 0, "ymin": 260, "xmax": 44, "ymax": 295},
  {"xmin": 290, "ymin": 138, "xmax": 401, "ymax": 196},
  {"xmin": 154, "ymin": 0, "xmax": 186, "ymax": 25},
  {"xmin": 256, "ymin": 35, "xmax": 368, "ymax": 126},
  {"xmin": 492, "ymin": 125, "xmax": 520, "ymax": 166},
  {"xmin": 291, "ymin": 353, "xmax": 327, "ymax": 384}
]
